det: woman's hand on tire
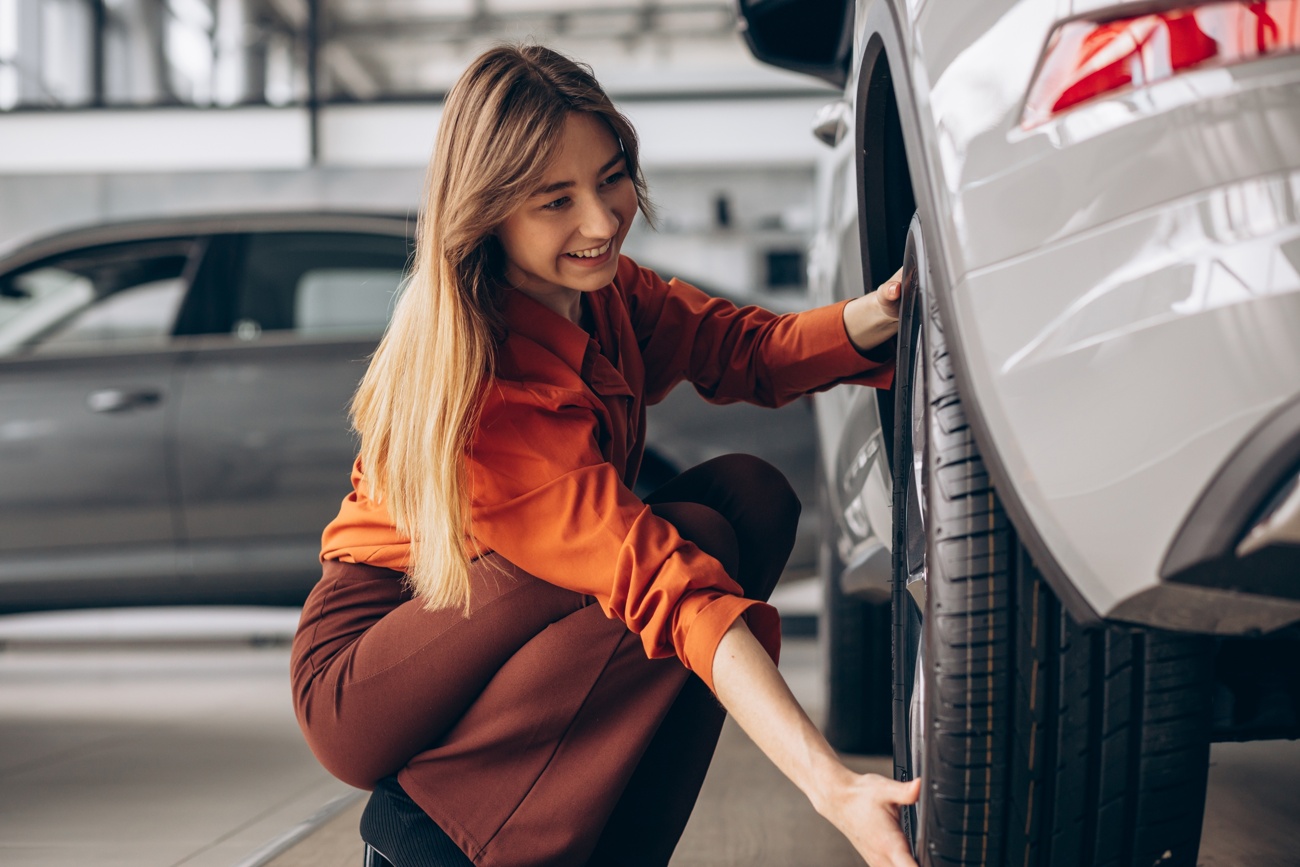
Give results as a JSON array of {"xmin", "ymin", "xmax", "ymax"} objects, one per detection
[
  {"xmin": 874, "ymin": 267, "xmax": 905, "ymax": 321},
  {"xmin": 818, "ymin": 771, "xmax": 921, "ymax": 867},
  {"xmin": 842, "ymin": 267, "xmax": 905, "ymax": 352}
]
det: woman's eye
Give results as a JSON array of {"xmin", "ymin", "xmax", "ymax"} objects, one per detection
[
  {"xmin": 602, "ymin": 171, "xmax": 626, "ymax": 187},
  {"xmin": 542, "ymin": 196, "xmax": 570, "ymax": 211}
]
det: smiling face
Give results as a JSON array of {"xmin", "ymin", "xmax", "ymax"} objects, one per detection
[{"xmin": 496, "ymin": 111, "xmax": 639, "ymax": 323}]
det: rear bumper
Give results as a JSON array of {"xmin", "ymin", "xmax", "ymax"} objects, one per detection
[{"xmin": 1144, "ymin": 393, "xmax": 1300, "ymax": 631}]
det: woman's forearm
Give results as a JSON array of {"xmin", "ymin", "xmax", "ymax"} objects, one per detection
[
  {"xmin": 711, "ymin": 619, "xmax": 920, "ymax": 867},
  {"xmin": 711, "ymin": 620, "xmax": 848, "ymax": 810}
]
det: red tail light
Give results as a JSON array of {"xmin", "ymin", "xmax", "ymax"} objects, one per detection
[{"xmin": 1022, "ymin": 0, "xmax": 1300, "ymax": 128}]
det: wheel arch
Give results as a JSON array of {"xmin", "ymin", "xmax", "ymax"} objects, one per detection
[{"xmin": 853, "ymin": 3, "xmax": 1101, "ymax": 626}]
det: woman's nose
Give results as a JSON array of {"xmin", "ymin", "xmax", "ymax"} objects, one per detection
[{"xmin": 578, "ymin": 196, "xmax": 620, "ymax": 239}]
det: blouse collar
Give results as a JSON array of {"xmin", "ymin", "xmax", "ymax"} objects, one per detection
[{"xmin": 503, "ymin": 285, "xmax": 604, "ymax": 372}]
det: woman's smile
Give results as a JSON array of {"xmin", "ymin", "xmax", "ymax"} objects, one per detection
[
  {"xmin": 563, "ymin": 238, "xmax": 614, "ymax": 266},
  {"xmin": 565, "ymin": 239, "xmax": 612, "ymax": 259}
]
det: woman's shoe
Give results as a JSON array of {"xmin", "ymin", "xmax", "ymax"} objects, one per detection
[{"xmin": 359, "ymin": 776, "xmax": 474, "ymax": 867}]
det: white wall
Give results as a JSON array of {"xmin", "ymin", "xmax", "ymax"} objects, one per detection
[
  {"xmin": 0, "ymin": 99, "xmax": 829, "ymax": 299},
  {"xmin": 0, "ymin": 97, "xmax": 828, "ymax": 174}
]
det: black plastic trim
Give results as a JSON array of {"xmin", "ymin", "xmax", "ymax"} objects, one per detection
[
  {"xmin": 1160, "ymin": 393, "xmax": 1300, "ymax": 598},
  {"xmin": 855, "ymin": 0, "xmax": 1101, "ymax": 626}
]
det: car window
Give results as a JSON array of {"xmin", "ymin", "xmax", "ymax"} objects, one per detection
[
  {"xmin": 294, "ymin": 268, "xmax": 404, "ymax": 337},
  {"xmin": 31, "ymin": 278, "xmax": 187, "ymax": 355},
  {"xmin": 229, "ymin": 232, "xmax": 410, "ymax": 340},
  {"xmin": 0, "ymin": 239, "xmax": 198, "ymax": 358}
]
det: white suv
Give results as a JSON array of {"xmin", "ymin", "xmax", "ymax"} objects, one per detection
[{"xmin": 738, "ymin": 1, "xmax": 1300, "ymax": 865}]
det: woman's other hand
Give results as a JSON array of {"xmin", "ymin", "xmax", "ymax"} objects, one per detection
[
  {"xmin": 711, "ymin": 620, "xmax": 919, "ymax": 867},
  {"xmin": 842, "ymin": 267, "xmax": 905, "ymax": 354},
  {"xmin": 815, "ymin": 770, "xmax": 921, "ymax": 867}
]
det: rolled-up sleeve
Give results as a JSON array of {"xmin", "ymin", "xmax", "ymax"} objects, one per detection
[
  {"xmin": 469, "ymin": 383, "xmax": 779, "ymax": 693},
  {"xmin": 617, "ymin": 257, "xmax": 894, "ymax": 406}
]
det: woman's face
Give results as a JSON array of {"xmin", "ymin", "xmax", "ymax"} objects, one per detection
[{"xmin": 497, "ymin": 112, "xmax": 638, "ymax": 318}]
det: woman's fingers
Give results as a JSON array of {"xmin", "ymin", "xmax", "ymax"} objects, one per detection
[
  {"xmin": 876, "ymin": 266, "xmax": 906, "ymax": 319},
  {"xmin": 868, "ymin": 777, "xmax": 919, "ymax": 867},
  {"xmin": 889, "ymin": 776, "xmax": 922, "ymax": 805},
  {"xmin": 875, "ymin": 778, "xmax": 922, "ymax": 867},
  {"xmin": 882, "ymin": 266, "xmax": 905, "ymax": 300},
  {"xmin": 825, "ymin": 772, "xmax": 921, "ymax": 867}
]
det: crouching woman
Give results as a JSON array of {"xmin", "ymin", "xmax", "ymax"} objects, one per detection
[{"xmin": 291, "ymin": 43, "xmax": 919, "ymax": 867}]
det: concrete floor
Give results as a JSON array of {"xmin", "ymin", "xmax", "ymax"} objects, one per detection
[
  {"xmin": 0, "ymin": 641, "xmax": 344, "ymax": 866},
  {"xmin": 0, "ymin": 603, "xmax": 1297, "ymax": 866}
]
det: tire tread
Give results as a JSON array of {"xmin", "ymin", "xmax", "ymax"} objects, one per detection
[{"xmin": 905, "ymin": 268, "xmax": 1213, "ymax": 867}]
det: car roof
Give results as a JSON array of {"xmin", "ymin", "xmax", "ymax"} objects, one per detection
[{"xmin": 0, "ymin": 211, "xmax": 416, "ymax": 273}]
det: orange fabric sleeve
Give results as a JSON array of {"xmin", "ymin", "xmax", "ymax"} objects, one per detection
[
  {"xmin": 617, "ymin": 258, "xmax": 894, "ymax": 406},
  {"xmin": 468, "ymin": 381, "xmax": 780, "ymax": 693},
  {"xmin": 319, "ymin": 458, "xmax": 410, "ymax": 571}
]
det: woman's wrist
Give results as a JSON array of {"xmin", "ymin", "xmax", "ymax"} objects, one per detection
[
  {"xmin": 805, "ymin": 754, "xmax": 858, "ymax": 819},
  {"xmin": 842, "ymin": 290, "xmax": 900, "ymax": 354}
]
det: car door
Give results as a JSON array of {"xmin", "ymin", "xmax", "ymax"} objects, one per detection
[
  {"xmin": 809, "ymin": 131, "xmax": 893, "ymax": 575},
  {"xmin": 174, "ymin": 228, "xmax": 411, "ymax": 603},
  {"xmin": 0, "ymin": 237, "xmax": 202, "ymax": 611}
]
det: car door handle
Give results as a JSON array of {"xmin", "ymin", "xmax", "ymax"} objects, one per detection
[
  {"xmin": 812, "ymin": 99, "xmax": 850, "ymax": 147},
  {"xmin": 87, "ymin": 388, "xmax": 164, "ymax": 413}
]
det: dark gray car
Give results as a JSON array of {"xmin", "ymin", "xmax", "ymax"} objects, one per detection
[{"xmin": 0, "ymin": 212, "xmax": 816, "ymax": 613}]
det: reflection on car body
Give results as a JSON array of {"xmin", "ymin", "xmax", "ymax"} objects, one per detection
[{"xmin": 0, "ymin": 213, "xmax": 817, "ymax": 612}]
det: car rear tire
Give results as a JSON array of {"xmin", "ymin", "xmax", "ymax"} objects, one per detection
[{"xmin": 891, "ymin": 213, "xmax": 1215, "ymax": 867}]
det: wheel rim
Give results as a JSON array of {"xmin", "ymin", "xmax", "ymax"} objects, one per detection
[
  {"xmin": 906, "ymin": 323, "xmax": 927, "ymax": 601},
  {"xmin": 896, "ymin": 217, "xmax": 928, "ymax": 859},
  {"xmin": 906, "ymin": 328, "xmax": 927, "ymax": 841}
]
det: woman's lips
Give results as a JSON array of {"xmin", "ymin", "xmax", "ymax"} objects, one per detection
[{"xmin": 563, "ymin": 239, "xmax": 613, "ymax": 267}]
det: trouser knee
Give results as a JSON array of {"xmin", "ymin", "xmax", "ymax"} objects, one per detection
[{"xmin": 709, "ymin": 453, "xmax": 802, "ymax": 533}]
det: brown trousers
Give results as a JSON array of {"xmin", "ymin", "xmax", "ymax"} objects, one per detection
[{"xmin": 290, "ymin": 455, "xmax": 800, "ymax": 867}]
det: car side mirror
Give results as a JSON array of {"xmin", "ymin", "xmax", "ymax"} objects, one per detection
[{"xmin": 736, "ymin": 0, "xmax": 855, "ymax": 87}]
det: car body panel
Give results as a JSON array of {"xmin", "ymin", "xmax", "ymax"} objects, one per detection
[
  {"xmin": 176, "ymin": 336, "xmax": 375, "ymax": 594},
  {"xmin": 955, "ymin": 177, "xmax": 1300, "ymax": 619},
  {"xmin": 787, "ymin": 0, "xmax": 1300, "ymax": 632},
  {"xmin": 908, "ymin": 2, "xmax": 1300, "ymax": 626},
  {"xmin": 0, "ymin": 349, "xmax": 181, "ymax": 602}
]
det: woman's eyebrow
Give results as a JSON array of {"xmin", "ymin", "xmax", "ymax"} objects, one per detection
[{"xmin": 532, "ymin": 153, "xmax": 625, "ymax": 196}]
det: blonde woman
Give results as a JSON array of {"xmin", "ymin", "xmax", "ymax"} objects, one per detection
[{"xmin": 291, "ymin": 44, "xmax": 918, "ymax": 867}]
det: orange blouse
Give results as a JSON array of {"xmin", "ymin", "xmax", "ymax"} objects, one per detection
[{"xmin": 320, "ymin": 255, "xmax": 893, "ymax": 693}]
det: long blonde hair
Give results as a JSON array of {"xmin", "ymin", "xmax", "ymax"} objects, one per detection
[{"xmin": 352, "ymin": 44, "xmax": 654, "ymax": 612}]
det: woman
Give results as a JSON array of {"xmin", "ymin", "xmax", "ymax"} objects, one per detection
[{"xmin": 291, "ymin": 44, "xmax": 919, "ymax": 867}]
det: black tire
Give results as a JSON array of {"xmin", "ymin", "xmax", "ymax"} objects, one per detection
[
  {"xmin": 891, "ymin": 213, "xmax": 1215, "ymax": 867},
  {"xmin": 820, "ymin": 475, "xmax": 892, "ymax": 754}
]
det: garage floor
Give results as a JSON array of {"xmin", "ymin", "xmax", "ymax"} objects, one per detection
[{"xmin": 0, "ymin": 599, "xmax": 1297, "ymax": 867}]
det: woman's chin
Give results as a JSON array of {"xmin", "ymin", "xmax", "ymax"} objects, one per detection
[{"xmin": 558, "ymin": 257, "xmax": 618, "ymax": 290}]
